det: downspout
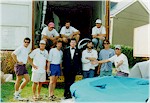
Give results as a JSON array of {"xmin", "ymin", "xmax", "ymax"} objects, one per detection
[
  {"xmin": 41, "ymin": 0, "xmax": 47, "ymax": 29},
  {"xmin": 32, "ymin": 0, "xmax": 35, "ymax": 50},
  {"xmin": 109, "ymin": 17, "xmax": 113, "ymax": 44},
  {"xmin": 105, "ymin": 0, "xmax": 110, "ymax": 40}
]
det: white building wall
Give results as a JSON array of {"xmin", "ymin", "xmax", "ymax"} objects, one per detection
[{"xmin": 0, "ymin": 0, "xmax": 32, "ymax": 50}]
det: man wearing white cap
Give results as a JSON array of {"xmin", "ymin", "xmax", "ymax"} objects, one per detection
[
  {"xmin": 92, "ymin": 19, "xmax": 106, "ymax": 49},
  {"xmin": 97, "ymin": 45, "xmax": 130, "ymax": 77},
  {"xmin": 41, "ymin": 22, "xmax": 60, "ymax": 51},
  {"xmin": 28, "ymin": 40, "xmax": 48, "ymax": 100}
]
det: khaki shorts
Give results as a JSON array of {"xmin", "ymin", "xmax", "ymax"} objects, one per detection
[{"xmin": 31, "ymin": 72, "xmax": 46, "ymax": 82}]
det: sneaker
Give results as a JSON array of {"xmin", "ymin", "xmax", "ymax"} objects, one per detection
[
  {"xmin": 49, "ymin": 95, "xmax": 60, "ymax": 101},
  {"xmin": 37, "ymin": 95, "xmax": 42, "ymax": 100},
  {"xmin": 32, "ymin": 96, "xmax": 38, "ymax": 101},
  {"xmin": 14, "ymin": 93, "xmax": 20, "ymax": 96},
  {"xmin": 14, "ymin": 95, "xmax": 23, "ymax": 101}
]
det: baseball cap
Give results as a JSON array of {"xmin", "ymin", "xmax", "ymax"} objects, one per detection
[
  {"xmin": 40, "ymin": 40, "xmax": 46, "ymax": 44},
  {"xmin": 95, "ymin": 19, "xmax": 102, "ymax": 24},
  {"xmin": 48, "ymin": 22, "xmax": 54, "ymax": 27},
  {"xmin": 115, "ymin": 45, "xmax": 121, "ymax": 49}
]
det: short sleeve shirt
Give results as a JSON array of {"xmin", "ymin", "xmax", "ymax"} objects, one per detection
[
  {"xmin": 13, "ymin": 45, "xmax": 30, "ymax": 64},
  {"xmin": 48, "ymin": 48, "xmax": 63, "ymax": 64},
  {"xmin": 41, "ymin": 26, "xmax": 59, "ymax": 38},
  {"xmin": 92, "ymin": 25, "xmax": 106, "ymax": 35},
  {"xmin": 29, "ymin": 48, "xmax": 48, "ymax": 73},
  {"xmin": 60, "ymin": 26, "xmax": 78, "ymax": 36},
  {"xmin": 99, "ymin": 49, "xmax": 115, "ymax": 71},
  {"xmin": 108, "ymin": 53, "xmax": 130, "ymax": 74}
]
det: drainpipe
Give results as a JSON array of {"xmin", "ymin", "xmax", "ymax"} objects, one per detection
[
  {"xmin": 32, "ymin": 0, "xmax": 35, "ymax": 50},
  {"xmin": 105, "ymin": 0, "xmax": 110, "ymax": 40},
  {"xmin": 41, "ymin": 0, "xmax": 47, "ymax": 29}
]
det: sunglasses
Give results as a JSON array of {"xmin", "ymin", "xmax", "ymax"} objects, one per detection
[
  {"xmin": 115, "ymin": 48, "xmax": 120, "ymax": 50},
  {"xmin": 24, "ymin": 42, "xmax": 30, "ymax": 43},
  {"xmin": 103, "ymin": 43, "xmax": 109, "ymax": 45}
]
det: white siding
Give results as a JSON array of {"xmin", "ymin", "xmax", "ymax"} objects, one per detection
[
  {"xmin": 0, "ymin": 0, "xmax": 32, "ymax": 50},
  {"xmin": 134, "ymin": 24, "xmax": 150, "ymax": 57}
]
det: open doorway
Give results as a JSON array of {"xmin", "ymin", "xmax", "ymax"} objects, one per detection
[{"xmin": 44, "ymin": 1, "xmax": 102, "ymax": 39}]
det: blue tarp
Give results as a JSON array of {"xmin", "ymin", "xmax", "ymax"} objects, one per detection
[{"xmin": 70, "ymin": 76, "xmax": 149, "ymax": 102}]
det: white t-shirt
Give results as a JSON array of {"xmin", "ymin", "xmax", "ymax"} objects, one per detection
[
  {"xmin": 60, "ymin": 26, "xmax": 78, "ymax": 36},
  {"xmin": 108, "ymin": 53, "xmax": 130, "ymax": 74},
  {"xmin": 92, "ymin": 26, "xmax": 106, "ymax": 35},
  {"xmin": 29, "ymin": 48, "xmax": 48, "ymax": 73},
  {"xmin": 41, "ymin": 26, "xmax": 59, "ymax": 38},
  {"xmin": 82, "ymin": 49, "xmax": 98, "ymax": 71},
  {"xmin": 13, "ymin": 45, "xmax": 30, "ymax": 64},
  {"xmin": 48, "ymin": 48, "xmax": 63, "ymax": 64}
]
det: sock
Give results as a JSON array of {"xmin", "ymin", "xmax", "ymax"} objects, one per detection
[
  {"xmin": 18, "ymin": 89, "xmax": 22, "ymax": 94},
  {"xmin": 15, "ymin": 91, "xmax": 19, "ymax": 96}
]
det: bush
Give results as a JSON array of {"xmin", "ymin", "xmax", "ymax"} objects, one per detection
[
  {"xmin": 110, "ymin": 45, "xmax": 146, "ymax": 68},
  {"xmin": 1, "ymin": 51, "xmax": 15, "ymax": 74},
  {"xmin": 0, "ymin": 71, "xmax": 5, "ymax": 84},
  {"xmin": 1, "ymin": 51, "xmax": 32, "ymax": 80}
]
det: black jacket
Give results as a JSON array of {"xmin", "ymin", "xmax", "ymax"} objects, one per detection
[{"xmin": 63, "ymin": 47, "xmax": 82, "ymax": 74}]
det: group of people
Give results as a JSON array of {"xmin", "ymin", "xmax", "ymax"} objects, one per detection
[{"xmin": 11, "ymin": 19, "xmax": 130, "ymax": 101}]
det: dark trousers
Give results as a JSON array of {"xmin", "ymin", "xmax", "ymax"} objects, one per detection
[{"xmin": 64, "ymin": 70, "xmax": 76, "ymax": 97}]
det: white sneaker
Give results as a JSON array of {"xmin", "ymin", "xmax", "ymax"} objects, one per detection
[
  {"xmin": 14, "ymin": 95, "xmax": 23, "ymax": 100},
  {"xmin": 13, "ymin": 93, "xmax": 20, "ymax": 96}
]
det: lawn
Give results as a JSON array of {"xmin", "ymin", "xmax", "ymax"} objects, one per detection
[
  {"xmin": 1, "ymin": 67, "xmax": 64, "ymax": 102},
  {"xmin": 1, "ymin": 81, "xmax": 64, "ymax": 102},
  {"xmin": 1, "ymin": 66, "xmax": 118, "ymax": 102}
]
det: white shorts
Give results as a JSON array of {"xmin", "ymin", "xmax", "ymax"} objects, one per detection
[{"xmin": 31, "ymin": 72, "xmax": 46, "ymax": 82}]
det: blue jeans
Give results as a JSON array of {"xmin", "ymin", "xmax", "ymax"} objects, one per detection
[
  {"xmin": 116, "ymin": 71, "xmax": 128, "ymax": 77},
  {"xmin": 92, "ymin": 38, "xmax": 103, "ymax": 49},
  {"xmin": 83, "ymin": 69, "xmax": 95, "ymax": 79},
  {"xmin": 100, "ymin": 71, "xmax": 112, "ymax": 77}
]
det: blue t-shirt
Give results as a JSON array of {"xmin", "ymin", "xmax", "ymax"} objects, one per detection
[{"xmin": 99, "ymin": 49, "xmax": 115, "ymax": 71}]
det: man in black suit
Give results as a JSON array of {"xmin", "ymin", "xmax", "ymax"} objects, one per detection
[{"xmin": 63, "ymin": 38, "xmax": 81, "ymax": 99}]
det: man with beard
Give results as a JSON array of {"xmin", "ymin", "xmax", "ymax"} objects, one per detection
[
  {"xmin": 60, "ymin": 20, "xmax": 80, "ymax": 44},
  {"xmin": 81, "ymin": 40, "xmax": 98, "ymax": 78}
]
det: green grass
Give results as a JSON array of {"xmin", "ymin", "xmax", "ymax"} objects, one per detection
[
  {"xmin": 1, "ymin": 67, "xmax": 64, "ymax": 102},
  {"xmin": 1, "ymin": 66, "xmax": 121, "ymax": 102},
  {"xmin": 1, "ymin": 81, "xmax": 64, "ymax": 102}
]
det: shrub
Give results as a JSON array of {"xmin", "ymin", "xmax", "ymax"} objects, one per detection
[
  {"xmin": 110, "ymin": 45, "xmax": 146, "ymax": 68},
  {"xmin": 1, "ymin": 51, "xmax": 15, "ymax": 74},
  {"xmin": 0, "ymin": 71, "xmax": 5, "ymax": 84}
]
